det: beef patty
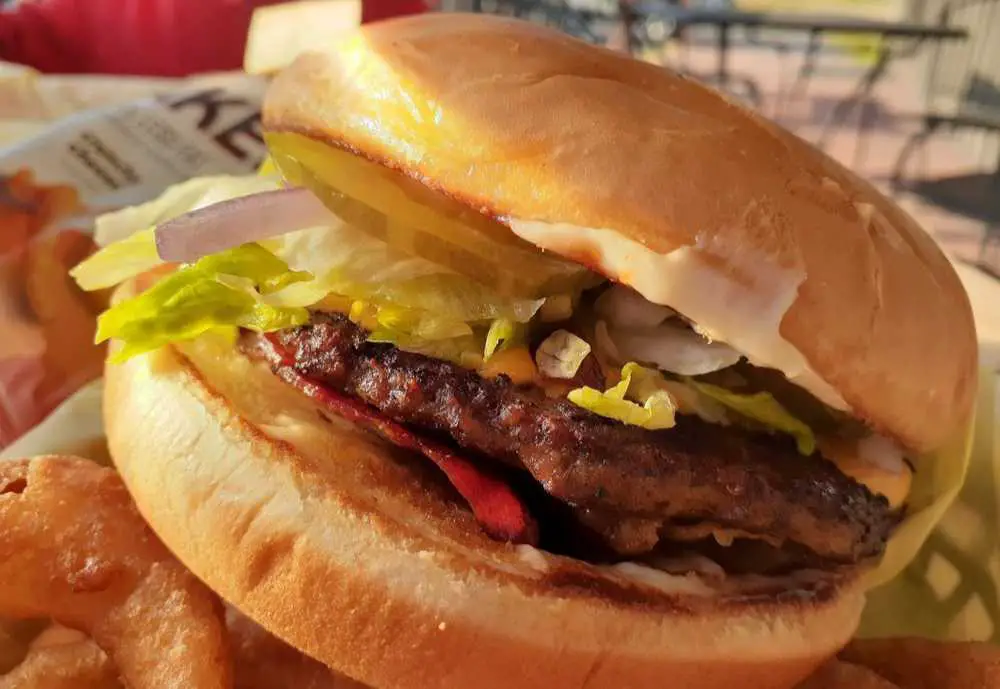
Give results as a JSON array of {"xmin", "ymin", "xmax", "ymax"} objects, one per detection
[{"xmin": 245, "ymin": 313, "xmax": 895, "ymax": 567}]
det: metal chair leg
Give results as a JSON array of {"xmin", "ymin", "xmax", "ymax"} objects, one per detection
[
  {"xmin": 816, "ymin": 44, "xmax": 891, "ymax": 153},
  {"xmin": 891, "ymin": 121, "xmax": 938, "ymax": 193},
  {"xmin": 776, "ymin": 29, "xmax": 822, "ymax": 122},
  {"xmin": 852, "ymin": 98, "xmax": 878, "ymax": 172}
]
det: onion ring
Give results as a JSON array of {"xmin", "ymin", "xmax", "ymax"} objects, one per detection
[
  {"xmin": 2, "ymin": 614, "xmax": 367, "ymax": 689},
  {"xmin": 0, "ymin": 456, "xmax": 231, "ymax": 689},
  {"xmin": 227, "ymin": 609, "xmax": 367, "ymax": 689},
  {"xmin": 2, "ymin": 613, "xmax": 365, "ymax": 689},
  {"xmin": 0, "ymin": 619, "xmax": 47, "ymax": 674},
  {"xmin": 0, "ymin": 627, "xmax": 117, "ymax": 689}
]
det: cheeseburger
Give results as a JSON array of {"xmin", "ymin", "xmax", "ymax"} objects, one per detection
[{"xmin": 71, "ymin": 13, "xmax": 977, "ymax": 689}]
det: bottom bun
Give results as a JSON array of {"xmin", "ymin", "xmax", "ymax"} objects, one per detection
[{"xmin": 104, "ymin": 334, "xmax": 868, "ymax": 689}]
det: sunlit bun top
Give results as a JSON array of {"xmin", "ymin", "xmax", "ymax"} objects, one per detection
[{"xmin": 262, "ymin": 13, "xmax": 977, "ymax": 454}]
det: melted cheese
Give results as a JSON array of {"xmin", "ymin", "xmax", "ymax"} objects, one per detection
[
  {"xmin": 819, "ymin": 436, "xmax": 912, "ymax": 508},
  {"xmin": 479, "ymin": 347, "xmax": 537, "ymax": 385}
]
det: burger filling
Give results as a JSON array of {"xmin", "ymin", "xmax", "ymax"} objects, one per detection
[
  {"xmin": 72, "ymin": 140, "xmax": 908, "ymax": 578},
  {"xmin": 238, "ymin": 311, "xmax": 895, "ymax": 575}
]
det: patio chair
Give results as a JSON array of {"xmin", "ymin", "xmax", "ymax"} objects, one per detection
[
  {"xmin": 891, "ymin": 0, "xmax": 1000, "ymax": 265},
  {"xmin": 623, "ymin": 0, "xmax": 766, "ymax": 110},
  {"xmin": 478, "ymin": 0, "xmax": 619, "ymax": 45}
]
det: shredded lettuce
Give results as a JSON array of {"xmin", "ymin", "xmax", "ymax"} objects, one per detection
[
  {"xmin": 96, "ymin": 244, "xmax": 310, "ymax": 362},
  {"xmin": 194, "ymin": 244, "xmax": 311, "ymax": 294},
  {"xmin": 367, "ymin": 302, "xmax": 471, "ymax": 341},
  {"xmin": 567, "ymin": 364, "xmax": 815, "ymax": 450},
  {"xmin": 249, "ymin": 224, "xmax": 546, "ymax": 343},
  {"xmin": 343, "ymin": 300, "xmax": 479, "ymax": 363},
  {"xmin": 272, "ymin": 225, "xmax": 545, "ymax": 324},
  {"xmin": 484, "ymin": 318, "xmax": 516, "ymax": 360},
  {"xmin": 266, "ymin": 225, "xmax": 543, "ymax": 362},
  {"xmin": 70, "ymin": 229, "xmax": 161, "ymax": 291},
  {"xmin": 685, "ymin": 379, "xmax": 816, "ymax": 454},
  {"xmin": 72, "ymin": 173, "xmax": 559, "ymax": 367},
  {"xmin": 568, "ymin": 363, "xmax": 676, "ymax": 430},
  {"xmin": 74, "ymin": 176, "xmax": 286, "ymax": 291}
]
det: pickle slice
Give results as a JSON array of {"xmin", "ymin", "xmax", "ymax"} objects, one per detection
[{"xmin": 266, "ymin": 132, "xmax": 598, "ymax": 299}]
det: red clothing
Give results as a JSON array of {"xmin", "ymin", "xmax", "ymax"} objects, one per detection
[
  {"xmin": 0, "ymin": 0, "xmax": 428, "ymax": 77},
  {"xmin": 362, "ymin": 0, "xmax": 427, "ymax": 23}
]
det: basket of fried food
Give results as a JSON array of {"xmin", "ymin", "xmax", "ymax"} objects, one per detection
[
  {"xmin": 0, "ymin": 455, "xmax": 363, "ymax": 689},
  {"xmin": 0, "ymin": 454, "xmax": 994, "ymax": 689}
]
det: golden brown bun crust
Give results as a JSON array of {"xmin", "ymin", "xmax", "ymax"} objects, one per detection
[
  {"xmin": 263, "ymin": 13, "xmax": 977, "ymax": 454},
  {"xmin": 104, "ymin": 335, "xmax": 867, "ymax": 689}
]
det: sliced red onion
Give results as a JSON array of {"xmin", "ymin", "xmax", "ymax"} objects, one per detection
[
  {"xmin": 154, "ymin": 187, "xmax": 333, "ymax": 263},
  {"xmin": 611, "ymin": 323, "xmax": 742, "ymax": 376}
]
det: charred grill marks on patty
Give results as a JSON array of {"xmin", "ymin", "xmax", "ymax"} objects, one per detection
[{"xmin": 248, "ymin": 313, "xmax": 894, "ymax": 567}]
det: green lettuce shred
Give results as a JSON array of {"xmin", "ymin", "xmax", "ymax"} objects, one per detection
[
  {"xmin": 194, "ymin": 244, "xmax": 312, "ymax": 294},
  {"xmin": 567, "ymin": 362, "xmax": 676, "ymax": 430},
  {"xmin": 484, "ymin": 318, "xmax": 516, "ymax": 360},
  {"xmin": 280, "ymin": 269, "xmax": 544, "ymax": 326},
  {"xmin": 685, "ymin": 379, "xmax": 816, "ymax": 455},
  {"xmin": 73, "ymin": 175, "xmax": 286, "ymax": 292},
  {"xmin": 364, "ymin": 302, "xmax": 472, "ymax": 341},
  {"xmin": 96, "ymin": 244, "xmax": 311, "ymax": 362},
  {"xmin": 71, "ymin": 173, "xmax": 559, "ymax": 367},
  {"xmin": 70, "ymin": 229, "xmax": 162, "ymax": 291}
]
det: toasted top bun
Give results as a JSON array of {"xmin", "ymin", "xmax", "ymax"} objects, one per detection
[
  {"xmin": 263, "ymin": 13, "xmax": 977, "ymax": 455},
  {"xmin": 104, "ymin": 333, "xmax": 867, "ymax": 689}
]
